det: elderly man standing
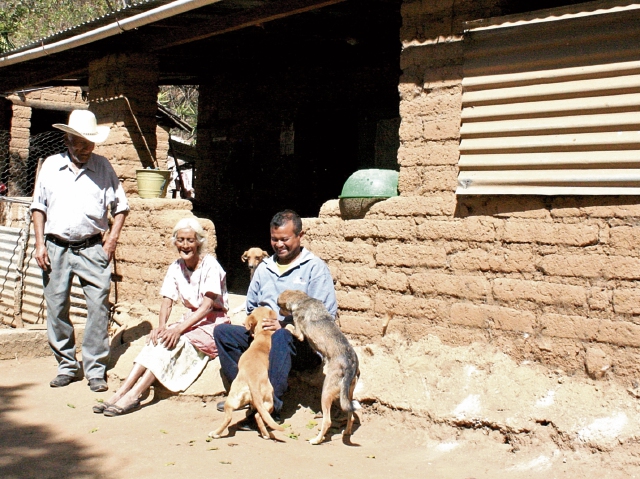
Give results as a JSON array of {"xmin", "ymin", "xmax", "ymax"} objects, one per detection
[{"xmin": 30, "ymin": 110, "xmax": 129, "ymax": 392}]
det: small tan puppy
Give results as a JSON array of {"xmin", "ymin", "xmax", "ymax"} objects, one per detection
[
  {"xmin": 277, "ymin": 290, "xmax": 359, "ymax": 445},
  {"xmin": 241, "ymin": 248, "xmax": 269, "ymax": 280},
  {"xmin": 209, "ymin": 307, "xmax": 284, "ymax": 440}
]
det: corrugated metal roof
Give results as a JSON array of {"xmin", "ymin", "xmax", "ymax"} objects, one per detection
[
  {"xmin": 6, "ymin": 0, "xmax": 176, "ymax": 56},
  {"xmin": 457, "ymin": 1, "xmax": 640, "ymax": 195}
]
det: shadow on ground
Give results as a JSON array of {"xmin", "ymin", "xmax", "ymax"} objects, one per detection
[
  {"xmin": 281, "ymin": 367, "xmax": 362, "ymax": 444},
  {"xmin": 0, "ymin": 384, "xmax": 113, "ymax": 479}
]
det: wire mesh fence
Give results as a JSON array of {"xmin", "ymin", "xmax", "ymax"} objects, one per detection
[
  {"xmin": 1, "ymin": 129, "xmax": 66, "ymax": 199},
  {"xmin": 0, "ymin": 129, "xmax": 66, "ymax": 327}
]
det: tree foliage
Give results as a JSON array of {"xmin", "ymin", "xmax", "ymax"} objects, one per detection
[
  {"xmin": 0, "ymin": 1, "xmax": 112, "ymax": 53},
  {"xmin": 158, "ymin": 85, "xmax": 199, "ymax": 138}
]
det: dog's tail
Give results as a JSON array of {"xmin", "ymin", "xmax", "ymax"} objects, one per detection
[
  {"xmin": 340, "ymin": 352, "xmax": 359, "ymax": 413},
  {"xmin": 248, "ymin": 381, "xmax": 284, "ymax": 432}
]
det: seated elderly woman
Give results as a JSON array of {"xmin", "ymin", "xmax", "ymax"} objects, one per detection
[{"xmin": 95, "ymin": 217, "xmax": 230, "ymax": 416}]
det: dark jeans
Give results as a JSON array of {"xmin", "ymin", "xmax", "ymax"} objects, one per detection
[{"xmin": 213, "ymin": 323, "xmax": 321, "ymax": 413}]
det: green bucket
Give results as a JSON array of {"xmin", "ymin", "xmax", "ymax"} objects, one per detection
[
  {"xmin": 339, "ymin": 169, "xmax": 399, "ymax": 199},
  {"xmin": 136, "ymin": 169, "xmax": 171, "ymax": 199}
]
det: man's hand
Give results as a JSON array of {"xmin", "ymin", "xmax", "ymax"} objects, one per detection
[
  {"xmin": 102, "ymin": 236, "xmax": 117, "ymax": 262},
  {"xmin": 262, "ymin": 315, "xmax": 282, "ymax": 332},
  {"xmin": 102, "ymin": 211, "xmax": 127, "ymax": 262},
  {"xmin": 35, "ymin": 243, "xmax": 50, "ymax": 272},
  {"xmin": 32, "ymin": 210, "xmax": 50, "ymax": 271}
]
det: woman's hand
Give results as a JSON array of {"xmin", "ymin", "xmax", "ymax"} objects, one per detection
[
  {"xmin": 158, "ymin": 325, "xmax": 183, "ymax": 350},
  {"xmin": 148, "ymin": 326, "xmax": 166, "ymax": 346}
]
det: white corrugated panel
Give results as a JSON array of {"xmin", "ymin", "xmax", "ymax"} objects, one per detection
[
  {"xmin": 0, "ymin": 226, "xmax": 22, "ymax": 326},
  {"xmin": 21, "ymin": 233, "xmax": 88, "ymax": 325},
  {"xmin": 458, "ymin": 1, "xmax": 640, "ymax": 195}
]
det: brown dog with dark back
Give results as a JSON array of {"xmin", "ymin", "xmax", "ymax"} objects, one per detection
[
  {"xmin": 209, "ymin": 307, "xmax": 284, "ymax": 440},
  {"xmin": 277, "ymin": 290, "xmax": 359, "ymax": 445}
]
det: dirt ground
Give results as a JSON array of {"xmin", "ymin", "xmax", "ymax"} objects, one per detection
[{"xmin": 2, "ymin": 347, "xmax": 640, "ymax": 479}]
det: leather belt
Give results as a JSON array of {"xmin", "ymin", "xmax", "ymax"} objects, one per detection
[{"xmin": 46, "ymin": 234, "xmax": 102, "ymax": 251}]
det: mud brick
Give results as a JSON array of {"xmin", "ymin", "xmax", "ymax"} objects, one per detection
[
  {"xmin": 343, "ymin": 219, "xmax": 413, "ymax": 240},
  {"xmin": 375, "ymin": 292, "xmax": 448, "ymax": 320},
  {"xmin": 370, "ymin": 194, "xmax": 457, "ymax": 217},
  {"xmin": 337, "ymin": 291, "xmax": 373, "ymax": 311},
  {"xmin": 416, "ymin": 217, "xmax": 496, "ymax": 242},
  {"xmin": 339, "ymin": 266, "xmax": 380, "ymax": 287},
  {"xmin": 450, "ymin": 248, "xmax": 536, "ymax": 273},
  {"xmin": 492, "ymin": 278, "xmax": 586, "ymax": 307},
  {"xmin": 410, "ymin": 273, "xmax": 490, "ymax": 300},
  {"xmin": 450, "ymin": 303, "xmax": 534, "ymax": 333},
  {"xmin": 540, "ymin": 254, "xmax": 640, "ymax": 280},
  {"xmin": 378, "ymin": 271, "xmax": 410, "ymax": 291},
  {"xmin": 501, "ymin": 222, "xmax": 598, "ymax": 246},
  {"xmin": 613, "ymin": 288, "xmax": 640, "ymax": 315},
  {"xmin": 376, "ymin": 243, "xmax": 446, "ymax": 268}
]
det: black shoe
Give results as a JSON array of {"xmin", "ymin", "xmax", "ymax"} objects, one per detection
[
  {"xmin": 88, "ymin": 378, "xmax": 108, "ymax": 392},
  {"xmin": 50, "ymin": 374, "xmax": 82, "ymax": 388},
  {"xmin": 237, "ymin": 411, "xmax": 281, "ymax": 431},
  {"xmin": 216, "ymin": 400, "xmax": 249, "ymax": 413},
  {"xmin": 237, "ymin": 414, "xmax": 258, "ymax": 432}
]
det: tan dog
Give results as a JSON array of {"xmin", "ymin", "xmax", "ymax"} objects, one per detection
[
  {"xmin": 209, "ymin": 307, "xmax": 284, "ymax": 440},
  {"xmin": 277, "ymin": 290, "xmax": 359, "ymax": 445},
  {"xmin": 241, "ymin": 247, "xmax": 269, "ymax": 280}
]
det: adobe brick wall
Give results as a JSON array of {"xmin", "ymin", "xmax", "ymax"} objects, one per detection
[
  {"xmin": 89, "ymin": 53, "xmax": 168, "ymax": 196},
  {"xmin": 10, "ymin": 86, "xmax": 87, "ymax": 110},
  {"xmin": 303, "ymin": 0, "xmax": 640, "ymax": 381}
]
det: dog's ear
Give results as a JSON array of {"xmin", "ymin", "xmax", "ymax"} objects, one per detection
[
  {"xmin": 261, "ymin": 250, "xmax": 269, "ymax": 260},
  {"xmin": 241, "ymin": 251, "xmax": 249, "ymax": 263},
  {"xmin": 244, "ymin": 313, "xmax": 257, "ymax": 333}
]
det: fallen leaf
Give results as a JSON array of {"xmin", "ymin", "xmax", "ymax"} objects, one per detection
[
  {"xmin": 188, "ymin": 440, "xmax": 196, "ymax": 446},
  {"xmin": 306, "ymin": 420, "xmax": 318, "ymax": 429},
  {"xmin": 160, "ymin": 430, "xmax": 168, "ymax": 434},
  {"xmin": 367, "ymin": 455, "xmax": 376, "ymax": 459},
  {"xmin": 90, "ymin": 428, "xmax": 99, "ymax": 433},
  {"xmin": 206, "ymin": 437, "xmax": 213, "ymax": 442},
  {"xmin": 288, "ymin": 432, "xmax": 299, "ymax": 440},
  {"xmin": 227, "ymin": 443, "xmax": 238, "ymax": 447},
  {"xmin": 208, "ymin": 447, "xmax": 219, "ymax": 451},
  {"xmin": 220, "ymin": 461, "xmax": 231, "ymax": 465},
  {"xmin": 96, "ymin": 399, "xmax": 104, "ymax": 404},
  {"xmin": 67, "ymin": 403, "xmax": 75, "ymax": 409},
  {"xmin": 165, "ymin": 462, "xmax": 175, "ymax": 466}
]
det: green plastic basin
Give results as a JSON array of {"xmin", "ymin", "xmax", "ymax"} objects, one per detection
[{"xmin": 339, "ymin": 169, "xmax": 399, "ymax": 199}]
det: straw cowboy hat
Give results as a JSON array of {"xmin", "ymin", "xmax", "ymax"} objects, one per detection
[{"xmin": 53, "ymin": 110, "xmax": 111, "ymax": 144}]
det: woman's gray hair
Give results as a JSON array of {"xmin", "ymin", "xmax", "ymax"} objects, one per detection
[{"xmin": 172, "ymin": 217, "xmax": 207, "ymax": 254}]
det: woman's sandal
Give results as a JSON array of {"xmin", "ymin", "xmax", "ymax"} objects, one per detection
[
  {"xmin": 92, "ymin": 401, "xmax": 114, "ymax": 414},
  {"xmin": 103, "ymin": 400, "xmax": 141, "ymax": 417}
]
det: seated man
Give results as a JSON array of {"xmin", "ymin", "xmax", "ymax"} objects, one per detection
[{"xmin": 214, "ymin": 209, "xmax": 337, "ymax": 426}]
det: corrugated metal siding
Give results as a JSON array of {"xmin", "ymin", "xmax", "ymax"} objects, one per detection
[
  {"xmin": 0, "ymin": 223, "xmax": 88, "ymax": 327},
  {"xmin": 21, "ymin": 233, "xmax": 88, "ymax": 326},
  {"xmin": 457, "ymin": 3, "xmax": 640, "ymax": 195},
  {"xmin": 0, "ymin": 226, "xmax": 22, "ymax": 326}
]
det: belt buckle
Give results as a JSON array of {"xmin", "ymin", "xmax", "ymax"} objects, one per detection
[{"xmin": 69, "ymin": 238, "xmax": 88, "ymax": 252}]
